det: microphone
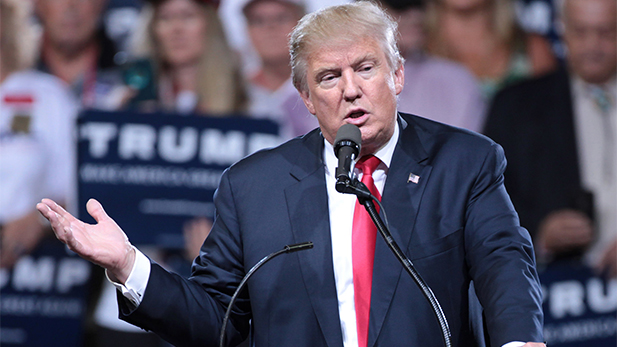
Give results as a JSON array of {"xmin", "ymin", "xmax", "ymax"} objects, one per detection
[
  {"xmin": 334, "ymin": 124, "xmax": 362, "ymax": 194},
  {"xmin": 219, "ymin": 241, "xmax": 314, "ymax": 347}
]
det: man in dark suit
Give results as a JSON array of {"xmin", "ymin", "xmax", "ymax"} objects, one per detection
[
  {"xmin": 484, "ymin": 0, "xmax": 616, "ymax": 273},
  {"xmin": 37, "ymin": 2, "xmax": 545, "ymax": 346}
]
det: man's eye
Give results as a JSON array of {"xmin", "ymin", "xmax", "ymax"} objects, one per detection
[
  {"xmin": 360, "ymin": 65, "xmax": 373, "ymax": 72},
  {"xmin": 322, "ymin": 75, "xmax": 335, "ymax": 81}
]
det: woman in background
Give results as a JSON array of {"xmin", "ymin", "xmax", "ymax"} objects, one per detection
[
  {"xmin": 425, "ymin": 0, "xmax": 557, "ymax": 99},
  {"xmin": 125, "ymin": 0, "xmax": 246, "ymax": 114}
]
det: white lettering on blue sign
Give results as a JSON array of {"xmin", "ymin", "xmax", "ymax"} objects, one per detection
[
  {"xmin": 2, "ymin": 256, "xmax": 90, "ymax": 294},
  {"xmin": 119, "ymin": 124, "xmax": 157, "ymax": 160},
  {"xmin": 80, "ymin": 122, "xmax": 118, "ymax": 158},
  {"xmin": 587, "ymin": 278, "xmax": 617, "ymax": 314},
  {"xmin": 80, "ymin": 122, "xmax": 281, "ymax": 166},
  {"xmin": 544, "ymin": 278, "xmax": 617, "ymax": 319},
  {"xmin": 200, "ymin": 129, "xmax": 245, "ymax": 165},
  {"xmin": 12, "ymin": 257, "xmax": 55, "ymax": 292},
  {"xmin": 159, "ymin": 126, "xmax": 199, "ymax": 163}
]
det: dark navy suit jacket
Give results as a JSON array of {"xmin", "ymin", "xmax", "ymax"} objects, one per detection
[
  {"xmin": 120, "ymin": 113, "xmax": 544, "ymax": 347},
  {"xmin": 484, "ymin": 68, "xmax": 584, "ymax": 239}
]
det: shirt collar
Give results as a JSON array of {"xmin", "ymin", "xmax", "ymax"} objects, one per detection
[
  {"xmin": 572, "ymin": 75, "xmax": 617, "ymax": 115},
  {"xmin": 323, "ymin": 119, "xmax": 399, "ymax": 176}
]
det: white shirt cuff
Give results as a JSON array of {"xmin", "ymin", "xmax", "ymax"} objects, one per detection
[
  {"xmin": 106, "ymin": 246, "xmax": 151, "ymax": 307},
  {"xmin": 502, "ymin": 342, "xmax": 526, "ymax": 347}
]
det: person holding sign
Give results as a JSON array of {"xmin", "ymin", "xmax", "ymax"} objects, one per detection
[{"xmin": 38, "ymin": 2, "xmax": 546, "ymax": 346}]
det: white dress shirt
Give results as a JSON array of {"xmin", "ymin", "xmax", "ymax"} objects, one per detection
[{"xmin": 571, "ymin": 76, "xmax": 617, "ymax": 265}]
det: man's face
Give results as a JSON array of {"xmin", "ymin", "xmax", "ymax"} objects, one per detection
[
  {"xmin": 300, "ymin": 37, "xmax": 404, "ymax": 156},
  {"xmin": 36, "ymin": 0, "xmax": 106, "ymax": 52},
  {"xmin": 563, "ymin": 0, "xmax": 617, "ymax": 84},
  {"xmin": 246, "ymin": 1, "xmax": 302, "ymax": 65}
]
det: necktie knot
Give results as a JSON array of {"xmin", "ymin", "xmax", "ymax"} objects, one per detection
[
  {"xmin": 356, "ymin": 155, "xmax": 381, "ymax": 177},
  {"xmin": 589, "ymin": 85, "xmax": 613, "ymax": 115}
]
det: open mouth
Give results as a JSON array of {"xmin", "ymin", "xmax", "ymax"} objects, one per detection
[{"xmin": 348, "ymin": 110, "xmax": 366, "ymax": 119}]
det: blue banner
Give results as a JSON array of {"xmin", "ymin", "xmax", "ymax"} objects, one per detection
[
  {"xmin": 77, "ymin": 110, "xmax": 281, "ymax": 247},
  {"xmin": 0, "ymin": 239, "xmax": 92, "ymax": 346},
  {"xmin": 540, "ymin": 259, "xmax": 617, "ymax": 346}
]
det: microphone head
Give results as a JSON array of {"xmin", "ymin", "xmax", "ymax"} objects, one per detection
[{"xmin": 334, "ymin": 124, "xmax": 361, "ymax": 156}]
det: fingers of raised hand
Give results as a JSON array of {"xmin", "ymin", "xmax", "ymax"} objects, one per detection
[
  {"xmin": 37, "ymin": 201, "xmax": 77, "ymax": 245},
  {"xmin": 86, "ymin": 198, "xmax": 109, "ymax": 223},
  {"xmin": 36, "ymin": 202, "xmax": 61, "ymax": 232},
  {"xmin": 39, "ymin": 198, "xmax": 77, "ymax": 224}
]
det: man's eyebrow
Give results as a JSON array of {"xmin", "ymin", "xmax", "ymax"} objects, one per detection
[
  {"xmin": 314, "ymin": 67, "xmax": 339, "ymax": 81},
  {"xmin": 351, "ymin": 53, "xmax": 379, "ymax": 67},
  {"xmin": 312, "ymin": 53, "xmax": 380, "ymax": 81}
]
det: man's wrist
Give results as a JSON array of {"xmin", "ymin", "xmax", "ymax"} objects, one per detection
[
  {"xmin": 108, "ymin": 244, "xmax": 136, "ymax": 284},
  {"xmin": 107, "ymin": 246, "xmax": 150, "ymax": 307}
]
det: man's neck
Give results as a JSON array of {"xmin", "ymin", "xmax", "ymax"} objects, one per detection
[
  {"xmin": 576, "ymin": 71, "xmax": 617, "ymax": 88},
  {"xmin": 0, "ymin": 61, "xmax": 8, "ymax": 83},
  {"xmin": 42, "ymin": 38, "xmax": 99, "ymax": 85},
  {"xmin": 251, "ymin": 59, "xmax": 291, "ymax": 92}
]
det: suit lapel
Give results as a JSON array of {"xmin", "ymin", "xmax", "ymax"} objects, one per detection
[
  {"xmin": 284, "ymin": 131, "xmax": 344, "ymax": 347},
  {"xmin": 368, "ymin": 114, "xmax": 433, "ymax": 347}
]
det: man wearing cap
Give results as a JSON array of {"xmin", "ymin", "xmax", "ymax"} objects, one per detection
[{"xmin": 37, "ymin": 2, "xmax": 545, "ymax": 346}]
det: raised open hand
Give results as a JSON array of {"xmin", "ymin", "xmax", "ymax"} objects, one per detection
[{"xmin": 36, "ymin": 198, "xmax": 135, "ymax": 283}]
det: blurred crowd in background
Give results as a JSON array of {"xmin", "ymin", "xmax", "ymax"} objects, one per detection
[{"xmin": 1, "ymin": 0, "xmax": 615, "ymax": 346}]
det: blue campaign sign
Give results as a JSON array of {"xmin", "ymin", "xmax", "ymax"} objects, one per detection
[
  {"xmin": 77, "ymin": 110, "xmax": 281, "ymax": 247},
  {"xmin": 540, "ymin": 259, "xmax": 617, "ymax": 346},
  {"xmin": 0, "ymin": 238, "xmax": 92, "ymax": 347}
]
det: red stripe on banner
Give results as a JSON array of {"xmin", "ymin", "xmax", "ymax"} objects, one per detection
[{"xmin": 4, "ymin": 95, "xmax": 35, "ymax": 104}]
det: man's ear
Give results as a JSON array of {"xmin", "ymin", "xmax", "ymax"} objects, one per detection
[
  {"xmin": 300, "ymin": 89, "xmax": 316, "ymax": 115},
  {"xmin": 394, "ymin": 63, "xmax": 405, "ymax": 95}
]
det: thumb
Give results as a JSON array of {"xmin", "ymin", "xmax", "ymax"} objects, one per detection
[{"xmin": 86, "ymin": 198, "xmax": 109, "ymax": 223}]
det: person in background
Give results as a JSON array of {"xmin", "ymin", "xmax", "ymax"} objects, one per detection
[
  {"xmin": 378, "ymin": 0, "xmax": 486, "ymax": 132},
  {"xmin": 241, "ymin": 0, "xmax": 318, "ymax": 139},
  {"xmin": 0, "ymin": 0, "xmax": 79, "ymax": 269},
  {"xmin": 425, "ymin": 0, "xmax": 557, "ymax": 100},
  {"xmin": 484, "ymin": 0, "xmax": 616, "ymax": 276},
  {"xmin": 124, "ymin": 0, "xmax": 245, "ymax": 115},
  {"xmin": 34, "ymin": 0, "xmax": 127, "ymax": 110}
]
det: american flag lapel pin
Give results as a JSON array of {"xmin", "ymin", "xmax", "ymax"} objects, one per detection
[{"xmin": 408, "ymin": 173, "xmax": 420, "ymax": 184}]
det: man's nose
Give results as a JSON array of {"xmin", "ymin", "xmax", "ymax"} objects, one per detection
[{"xmin": 341, "ymin": 71, "xmax": 362, "ymax": 102}]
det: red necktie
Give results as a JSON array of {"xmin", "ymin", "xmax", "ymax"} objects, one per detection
[{"xmin": 352, "ymin": 155, "xmax": 381, "ymax": 347}]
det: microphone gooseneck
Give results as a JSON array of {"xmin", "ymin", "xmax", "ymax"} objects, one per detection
[
  {"xmin": 218, "ymin": 242, "xmax": 314, "ymax": 347},
  {"xmin": 337, "ymin": 165, "xmax": 453, "ymax": 346},
  {"xmin": 356, "ymin": 186, "xmax": 452, "ymax": 347},
  {"xmin": 334, "ymin": 124, "xmax": 362, "ymax": 194}
]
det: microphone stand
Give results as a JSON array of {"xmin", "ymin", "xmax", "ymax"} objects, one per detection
[
  {"xmin": 342, "ymin": 179, "xmax": 452, "ymax": 347},
  {"xmin": 219, "ymin": 242, "xmax": 314, "ymax": 347}
]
